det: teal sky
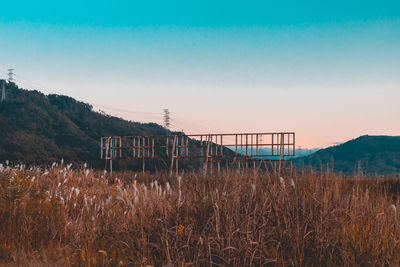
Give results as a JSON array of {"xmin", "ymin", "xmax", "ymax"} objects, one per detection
[{"xmin": 0, "ymin": 1, "xmax": 399, "ymax": 147}]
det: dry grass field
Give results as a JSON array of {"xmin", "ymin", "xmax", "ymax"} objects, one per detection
[{"xmin": 1, "ymin": 163, "xmax": 400, "ymax": 266}]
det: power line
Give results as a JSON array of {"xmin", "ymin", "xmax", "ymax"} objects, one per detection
[
  {"xmin": 93, "ymin": 103, "xmax": 162, "ymax": 115},
  {"xmin": 13, "ymin": 74, "xmax": 162, "ymax": 116},
  {"xmin": 9, "ymin": 73, "xmax": 217, "ymax": 132},
  {"xmin": 14, "ymin": 74, "xmax": 58, "ymax": 94},
  {"xmin": 171, "ymin": 113, "xmax": 218, "ymax": 133}
]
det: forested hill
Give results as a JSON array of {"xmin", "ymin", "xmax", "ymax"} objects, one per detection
[
  {"xmin": 0, "ymin": 80, "xmax": 168, "ymax": 168},
  {"xmin": 295, "ymin": 135, "xmax": 400, "ymax": 175}
]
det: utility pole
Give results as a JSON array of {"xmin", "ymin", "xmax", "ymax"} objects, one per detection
[
  {"xmin": 163, "ymin": 108, "xmax": 170, "ymax": 131},
  {"xmin": 7, "ymin": 69, "xmax": 14, "ymax": 83}
]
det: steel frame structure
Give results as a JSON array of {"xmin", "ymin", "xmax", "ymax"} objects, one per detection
[{"xmin": 101, "ymin": 132, "xmax": 295, "ymax": 173}]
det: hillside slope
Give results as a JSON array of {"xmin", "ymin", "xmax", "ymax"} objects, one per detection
[
  {"xmin": 295, "ymin": 135, "xmax": 400, "ymax": 175},
  {"xmin": 0, "ymin": 80, "xmax": 168, "ymax": 168}
]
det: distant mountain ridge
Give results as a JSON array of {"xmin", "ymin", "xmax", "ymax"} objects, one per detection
[
  {"xmin": 295, "ymin": 135, "xmax": 400, "ymax": 175},
  {"xmin": 0, "ymin": 80, "xmax": 169, "ymax": 169},
  {"xmin": 241, "ymin": 147, "xmax": 318, "ymax": 159}
]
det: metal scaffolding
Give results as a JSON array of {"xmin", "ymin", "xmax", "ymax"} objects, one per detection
[{"xmin": 101, "ymin": 132, "xmax": 295, "ymax": 174}]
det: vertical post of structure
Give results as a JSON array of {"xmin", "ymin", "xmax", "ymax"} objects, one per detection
[
  {"xmin": 215, "ymin": 135, "xmax": 218, "ymax": 156},
  {"xmin": 137, "ymin": 137, "xmax": 140, "ymax": 158},
  {"xmin": 110, "ymin": 158, "xmax": 113, "ymax": 177},
  {"xmin": 282, "ymin": 133, "xmax": 285, "ymax": 169},
  {"xmin": 107, "ymin": 137, "xmax": 110, "ymax": 171},
  {"xmin": 198, "ymin": 136, "xmax": 202, "ymax": 170},
  {"xmin": 152, "ymin": 136, "xmax": 155, "ymax": 158},
  {"xmin": 176, "ymin": 158, "xmax": 179, "ymax": 176},
  {"xmin": 240, "ymin": 134, "xmax": 243, "ymax": 155},
  {"xmin": 278, "ymin": 133, "xmax": 284, "ymax": 176},
  {"xmin": 133, "ymin": 137, "xmax": 136, "ymax": 158},
  {"xmin": 108, "ymin": 137, "xmax": 113, "ymax": 177},
  {"xmin": 278, "ymin": 134, "xmax": 281, "ymax": 176},
  {"xmin": 110, "ymin": 138, "xmax": 113, "ymax": 176},
  {"xmin": 147, "ymin": 136, "xmax": 150, "ymax": 158},
  {"xmin": 245, "ymin": 134, "xmax": 249, "ymax": 171},
  {"xmin": 204, "ymin": 135, "xmax": 210, "ymax": 175},
  {"xmin": 181, "ymin": 135, "xmax": 184, "ymax": 157},
  {"xmin": 251, "ymin": 134, "xmax": 253, "ymax": 157},
  {"xmin": 186, "ymin": 136, "xmax": 189, "ymax": 157},
  {"xmin": 293, "ymin": 133, "xmax": 296, "ymax": 157},
  {"xmin": 210, "ymin": 136, "xmax": 213, "ymax": 174},
  {"xmin": 177, "ymin": 135, "xmax": 181, "ymax": 175},
  {"xmin": 272, "ymin": 133, "xmax": 274, "ymax": 156},
  {"xmin": 170, "ymin": 135, "xmax": 176, "ymax": 177},
  {"xmin": 119, "ymin": 137, "xmax": 122, "ymax": 158},
  {"xmin": 104, "ymin": 138, "xmax": 108, "ymax": 171},
  {"xmin": 166, "ymin": 136, "xmax": 169, "ymax": 157},
  {"xmin": 220, "ymin": 135, "xmax": 223, "ymax": 157},
  {"xmin": 256, "ymin": 134, "xmax": 259, "ymax": 156},
  {"xmin": 235, "ymin": 134, "xmax": 238, "ymax": 156},
  {"xmin": 142, "ymin": 136, "xmax": 145, "ymax": 174},
  {"xmin": 246, "ymin": 134, "xmax": 248, "ymax": 158},
  {"xmin": 100, "ymin": 138, "xmax": 103, "ymax": 159}
]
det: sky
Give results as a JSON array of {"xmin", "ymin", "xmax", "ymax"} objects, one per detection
[{"xmin": 0, "ymin": 0, "xmax": 399, "ymax": 148}]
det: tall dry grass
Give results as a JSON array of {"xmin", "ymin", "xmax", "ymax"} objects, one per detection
[{"xmin": 1, "ymin": 162, "xmax": 400, "ymax": 266}]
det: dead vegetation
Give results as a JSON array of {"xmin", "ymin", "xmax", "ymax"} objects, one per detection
[{"xmin": 1, "ymin": 162, "xmax": 400, "ymax": 266}]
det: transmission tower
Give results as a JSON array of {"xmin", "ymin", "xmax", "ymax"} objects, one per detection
[
  {"xmin": 1, "ymin": 80, "xmax": 5, "ymax": 101},
  {"xmin": 7, "ymin": 69, "xmax": 14, "ymax": 83},
  {"xmin": 163, "ymin": 108, "xmax": 170, "ymax": 130}
]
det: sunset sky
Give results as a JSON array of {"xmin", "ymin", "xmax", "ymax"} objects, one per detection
[{"xmin": 0, "ymin": 0, "xmax": 399, "ymax": 148}]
